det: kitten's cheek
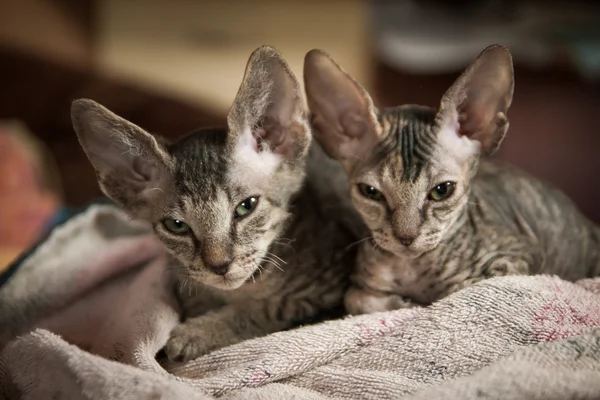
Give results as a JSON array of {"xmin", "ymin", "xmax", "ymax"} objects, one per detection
[
  {"xmin": 413, "ymin": 236, "xmax": 440, "ymax": 253},
  {"xmin": 373, "ymin": 232, "xmax": 399, "ymax": 253},
  {"xmin": 360, "ymin": 206, "xmax": 385, "ymax": 229}
]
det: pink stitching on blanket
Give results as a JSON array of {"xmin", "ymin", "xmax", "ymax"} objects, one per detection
[
  {"xmin": 532, "ymin": 300, "xmax": 600, "ymax": 342},
  {"xmin": 242, "ymin": 361, "xmax": 273, "ymax": 387},
  {"xmin": 355, "ymin": 309, "xmax": 421, "ymax": 345},
  {"xmin": 576, "ymin": 279, "xmax": 600, "ymax": 295}
]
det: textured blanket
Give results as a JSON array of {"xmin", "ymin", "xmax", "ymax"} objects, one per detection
[{"xmin": 1, "ymin": 203, "xmax": 600, "ymax": 400}]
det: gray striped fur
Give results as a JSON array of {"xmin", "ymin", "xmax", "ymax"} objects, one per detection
[
  {"xmin": 304, "ymin": 45, "xmax": 600, "ymax": 314},
  {"xmin": 71, "ymin": 46, "xmax": 359, "ymax": 361}
]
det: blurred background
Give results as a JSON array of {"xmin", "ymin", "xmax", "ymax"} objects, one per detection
[{"xmin": 1, "ymin": 0, "xmax": 599, "ymax": 268}]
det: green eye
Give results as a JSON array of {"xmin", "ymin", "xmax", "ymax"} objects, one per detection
[
  {"xmin": 235, "ymin": 197, "xmax": 258, "ymax": 218},
  {"xmin": 358, "ymin": 183, "xmax": 385, "ymax": 201},
  {"xmin": 163, "ymin": 218, "xmax": 191, "ymax": 234},
  {"xmin": 429, "ymin": 182, "xmax": 456, "ymax": 201}
]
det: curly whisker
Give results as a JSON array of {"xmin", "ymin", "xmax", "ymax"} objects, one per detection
[
  {"xmin": 265, "ymin": 252, "xmax": 287, "ymax": 265},
  {"xmin": 345, "ymin": 236, "xmax": 374, "ymax": 251}
]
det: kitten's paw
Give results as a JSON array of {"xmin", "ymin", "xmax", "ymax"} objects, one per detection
[
  {"xmin": 164, "ymin": 323, "xmax": 220, "ymax": 362},
  {"xmin": 345, "ymin": 287, "xmax": 415, "ymax": 314},
  {"xmin": 387, "ymin": 295, "xmax": 417, "ymax": 310}
]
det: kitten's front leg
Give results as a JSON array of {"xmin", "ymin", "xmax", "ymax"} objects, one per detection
[
  {"xmin": 442, "ymin": 256, "xmax": 532, "ymax": 297},
  {"xmin": 344, "ymin": 286, "xmax": 418, "ymax": 315},
  {"xmin": 164, "ymin": 300, "xmax": 287, "ymax": 361}
]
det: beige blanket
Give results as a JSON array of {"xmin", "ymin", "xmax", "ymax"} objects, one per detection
[{"xmin": 1, "ymin": 203, "xmax": 600, "ymax": 399}]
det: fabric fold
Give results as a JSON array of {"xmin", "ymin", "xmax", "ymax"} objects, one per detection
[{"xmin": 2, "ymin": 203, "xmax": 600, "ymax": 399}]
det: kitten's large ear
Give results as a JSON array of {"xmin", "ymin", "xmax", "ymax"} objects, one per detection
[
  {"xmin": 71, "ymin": 99, "xmax": 172, "ymax": 208},
  {"xmin": 437, "ymin": 44, "xmax": 514, "ymax": 156},
  {"xmin": 227, "ymin": 46, "xmax": 309, "ymax": 162},
  {"xmin": 304, "ymin": 49, "xmax": 381, "ymax": 166}
]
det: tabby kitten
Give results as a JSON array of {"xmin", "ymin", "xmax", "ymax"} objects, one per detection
[
  {"xmin": 304, "ymin": 45, "xmax": 600, "ymax": 314},
  {"xmin": 71, "ymin": 46, "xmax": 358, "ymax": 361}
]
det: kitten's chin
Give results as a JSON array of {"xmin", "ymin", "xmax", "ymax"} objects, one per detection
[
  {"xmin": 205, "ymin": 272, "xmax": 251, "ymax": 290},
  {"xmin": 389, "ymin": 247, "xmax": 425, "ymax": 259},
  {"xmin": 181, "ymin": 270, "xmax": 250, "ymax": 291},
  {"xmin": 375, "ymin": 238, "xmax": 438, "ymax": 259}
]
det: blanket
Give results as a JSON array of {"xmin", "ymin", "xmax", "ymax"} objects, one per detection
[{"xmin": 1, "ymin": 203, "xmax": 600, "ymax": 399}]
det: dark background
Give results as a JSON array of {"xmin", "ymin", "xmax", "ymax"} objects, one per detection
[{"xmin": 1, "ymin": 0, "xmax": 599, "ymax": 221}]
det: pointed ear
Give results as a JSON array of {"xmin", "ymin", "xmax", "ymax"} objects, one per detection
[
  {"xmin": 227, "ymin": 46, "xmax": 309, "ymax": 163},
  {"xmin": 437, "ymin": 44, "xmax": 514, "ymax": 156},
  {"xmin": 71, "ymin": 99, "xmax": 172, "ymax": 208},
  {"xmin": 304, "ymin": 49, "xmax": 381, "ymax": 166}
]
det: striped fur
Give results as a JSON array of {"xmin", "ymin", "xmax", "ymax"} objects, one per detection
[
  {"xmin": 72, "ymin": 46, "xmax": 359, "ymax": 361},
  {"xmin": 305, "ymin": 45, "xmax": 600, "ymax": 315}
]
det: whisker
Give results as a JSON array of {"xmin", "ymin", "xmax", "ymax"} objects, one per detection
[
  {"xmin": 272, "ymin": 242, "xmax": 295, "ymax": 252},
  {"xmin": 263, "ymin": 255, "xmax": 282, "ymax": 265},
  {"xmin": 180, "ymin": 278, "xmax": 190, "ymax": 296},
  {"xmin": 265, "ymin": 252, "xmax": 287, "ymax": 265},
  {"xmin": 255, "ymin": 250, "xmax": 282, "ymax": 263},
  {"xmin": 252, "ymin": 250, "xmax": 286, "ymax": 272},
  {"xmin": 262, "ymin": 257, "xmax": 282, "ymax": 268},
  {"xmin": 263, "ymin": 259, "xmax": 284, "ymax": 272},
  {"xmin": 252, "ymin": 261, "xmax": 264, "ymax": 281},
  {"xmin": 345, "ymin": 236, "xmax": 374, "ymax": 251},
  {"xmin": 349, "ymin": 152, "xmax": 365, "ymax": 162},
  {"xmin": 275, "ymin": 237, "xmax": 296, "ymax": 245},
  {"xmin": 372, "ymin": 241, "xmax": 384, "ymax": 252}
]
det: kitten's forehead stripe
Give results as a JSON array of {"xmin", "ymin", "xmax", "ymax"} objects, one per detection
[
  {"xmin": 171, "ymin": 128, "xmax": 231, "ymax": 202},
  {"xmin": 375, "ymin": 106, "xmax": 437, "ymax": 183}
]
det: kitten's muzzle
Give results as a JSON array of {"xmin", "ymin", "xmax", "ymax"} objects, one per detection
[
  {"xmin": 398, "ymin": 236, "xmax": 414, "ymax": 247},
  {"xmin": 207, "ymin": 260, "xmax": 232, "ymax": 276}
]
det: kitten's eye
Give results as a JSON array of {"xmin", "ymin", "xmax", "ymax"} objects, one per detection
[
  {"xmin": 163, "ymin": 218, "xmax": 191, "ymax": 234},
  {"xmin": 358, "ymin": 183, "xmax": 385, "ymax": 201},
  {"xmin": 235, "ymin": 197, "xmax": 259, "ymax": 218},
  {"xmin": 429, "ymin": 182, "xmax": 456, "ymax": 201}
]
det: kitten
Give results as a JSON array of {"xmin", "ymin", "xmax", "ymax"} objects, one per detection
[
  {"xmin": 304, "ymin": 44, "xmax": 600, "ymax": 314},
  {"xmin": 71, "ymin": 46, "xmax": 359, "ymax": 361}
]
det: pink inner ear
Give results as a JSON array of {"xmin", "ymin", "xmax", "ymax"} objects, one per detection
[
  {"xmin": 252, "ymin": 123, "xmax": 292, "ymax": 157},
  {"xmin": 457, "ymin": 98, "xmax": 497, "ymax": 150},
  {"xmin": 244, "ymin": 128, "xmax": 260, "ymax": 153},
  {"xmin": 131, "ymin": 158, "xmax": 153, "ymax": 182},
  {"xmin": 341, "ymin": 112, "xmax": 369, "ymax": 139},
  {"xmin": 450, "ymin": 118, "xmax": 461, "ymax": 136}
]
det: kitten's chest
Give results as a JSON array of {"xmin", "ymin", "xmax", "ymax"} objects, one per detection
[
  {"xmin": 356, "ymin": 245, "xmax": 470, "ymax": 305},
  {"xmin": 178, "ymin": 271, "xmax": 285, "ymax": 317}
]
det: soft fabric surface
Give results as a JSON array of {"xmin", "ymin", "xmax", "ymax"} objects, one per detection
[{"xmin": 1, "ymin": 203, "xmax": 600, "ymax": 399}]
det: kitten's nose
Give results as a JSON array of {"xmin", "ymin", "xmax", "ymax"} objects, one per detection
[
  {"xmin": 207, "ymin": 261, "xmax": 231, "ymax": 276},
  {"xmin": 398, "ymin": 236, "xmax": 414, "ymax": 247}
]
